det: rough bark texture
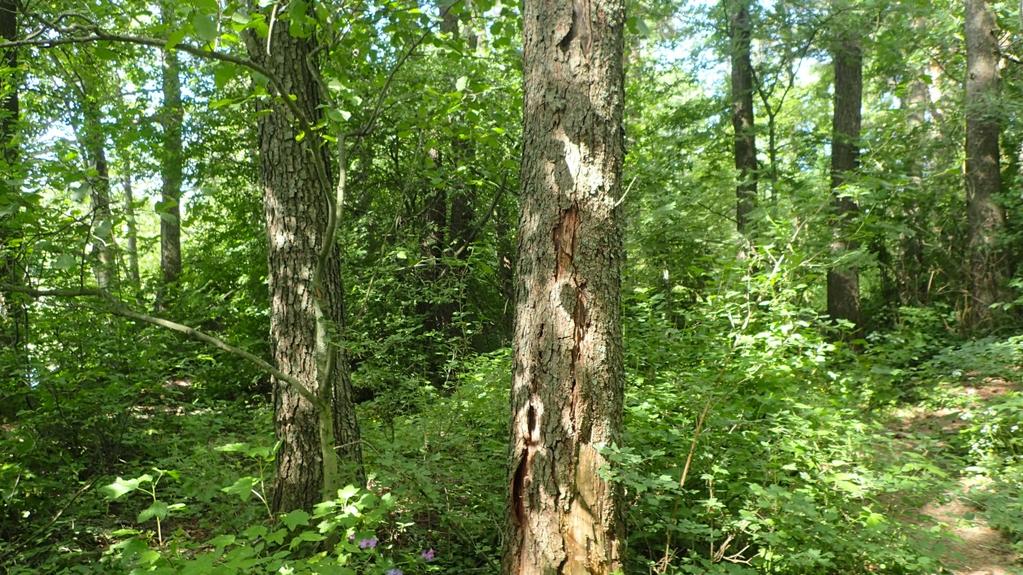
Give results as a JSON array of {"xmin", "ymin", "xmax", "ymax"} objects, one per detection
[
  {"xmin": 826, "ymin": 18, "xmax": 862, "ymax": 331},
  {"xmin": 80, "ymin": 82, "xmax": 117, "ymax": 291},
  {"xmin": 504, "ymin": 0, "xmax": 626, "ymax": 570},
  {"xmin": 159, "ymin": 1, "xmax": 183, "ymax": 285},
  {"xmin": 964, "ymin": 0, "xmax": 1006, "ymax": 329},
  {"xmin": 246, "ymin": 15, "xmax": 363, "ymax": 512},
  {"xmin": 730, "ymin": 0, "xmax": 757, "ymax": 234}
]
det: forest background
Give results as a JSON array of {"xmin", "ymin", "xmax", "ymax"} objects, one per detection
[{"xmin": 2, "ymin": 0, "xmax": 1023, "ymax": 573}]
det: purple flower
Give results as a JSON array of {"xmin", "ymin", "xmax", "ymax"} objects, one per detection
[
  {"xmin": 386, "ymin": 569, "xmax": 403, "ymax": 575},
  {"xmin": 358, "ymin": 537, "xmax": 378, "ymax": 549},
  {"xmin": 420, "ymin": 548, "xmax": 436, "ymax": 561}
]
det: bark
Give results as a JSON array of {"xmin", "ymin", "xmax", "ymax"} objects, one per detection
[
  {"xmin": 245, "ymin": 11, "xmax": 363, "ymax": 512},
  {"xmin": 964, "ymin": 0, "xmax": 1006, "ymax": 328},
  {"xmin": 419, "ymin": 148, "xmax": 447, "ymax": 385},
  {"xmin": 729, "ymin": 0, "xmax": 757, "ymax": 235},
  {"xmin": 419, "ymin": 0, "xmax": 477, "ymax": 386},
  {"xmin": 122, "ymin": 161, "xmax": 141, "ymax": 288},
  {"xmin": 80, "ymin": 79, "xmax": 118, "ymax": 291},
  {"xmin": 444, "ymin": 2, "xmax": 477, "ymax": 256},
  {"xmin": 900, "ymin": 74, "xmax": 929, "ymax": 304},
  {"xmin": 495, "ymin": 189, "xmax": 515, "ymax": 339},
  {"xmin": 0, "ymin": 0, "xmax": 26, "ymax": 356},
  {"xmin": 826, "ymin": 15, "xmax": 862, "ymax": 331},
  {"xmin": 159, "ymin": 1, "xmax": 183, "ymax": 285},
  {"xmin": 504, "ymin": 0, "xmax": 626, "ymax": 570}
]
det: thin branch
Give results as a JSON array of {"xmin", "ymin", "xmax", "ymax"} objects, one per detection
[
  {"xmin": 351, "ymin": 3, "xmax": 454, "ymax": 139},
  {"xmin": 450, "ymin": 170, "xmax": 508, "ymax": 259},
  {"xmin": 1, "ymin": 284, "xmax": 324, "ymax": 410},
  {"xmin": 3, "ymin": 21, "xmax": 314, "ymax": 131}
]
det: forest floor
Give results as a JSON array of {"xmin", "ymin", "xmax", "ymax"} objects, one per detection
[{"xmin": 889, "ymin": 372, "xmax": 1021, "ymax": 575}]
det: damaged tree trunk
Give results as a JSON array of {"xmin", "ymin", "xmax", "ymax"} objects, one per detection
[{"xmin": 503, "ymin": 0, "xmax": 626, "ymax": 570}]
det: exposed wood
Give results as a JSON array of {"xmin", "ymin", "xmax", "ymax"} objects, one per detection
[{"xmin": 504, "ymin": 0, "xmax": 626, "ymax": 570}]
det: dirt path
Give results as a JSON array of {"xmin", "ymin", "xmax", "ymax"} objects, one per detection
[{"xmin": 891, "ymin": 377, "xmax": 1020, "ymax": 575}]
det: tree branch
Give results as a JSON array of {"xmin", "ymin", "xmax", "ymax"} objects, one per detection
[{"xmin": 2, "ymin": 284, "xmax": 325, "ymax": 410}]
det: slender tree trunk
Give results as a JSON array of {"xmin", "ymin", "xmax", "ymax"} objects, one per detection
[
  {"xmin": 495, "ymin": 189, "xmax": 515, "ymax": 340},
  {"xmin": 0, "ymin": 0, "xmax": 26, "ymax": 359},
  {"xmin": 826, "ymin": 12, "xmax": 862, "ymax": 331},
  {"xmin": 730, "ymin": 0, "xmax": 757, "ymax": 235},
  {"xmin": 80, "ymin": 81, "xmax": 117, "ymax": 291},
  {"xmin": 159, "ymin": 1, "xmax": 183, "ymax": 286},
  {"xmin": 245, "ymin": 12, "xmax": 363, "ymax": 512},
  {"xmin": 504, "ymin": 0, "xmax": 626, "ymax": 570},
  {"xmin": 419, "ymin": 147, "xmax": 447, "ymax": 385},
  {"xmin": 964, "ymin": 0, "xmax": 1006, "ymax": 328},
  {"xmin": 418, "ymin": 0, "xmax": 478, "ymax": 386},
  {"xmin": 122, "ymin": 160, "xmax": 141, "ymax": 288},
  {"xmin": 446, "ymin": 3, "xmax": 478, "ymax": 256},
  {"xmin": 900, "ymin": 74, "xmax": 929, "ymax": 304}
]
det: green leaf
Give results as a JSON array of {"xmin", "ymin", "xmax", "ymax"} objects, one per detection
[
  {"xmin": 455, "ymin": 76, "xmax": 468, "ymax": 92},
  {"xmin": 209, "ymin": 533, "xmax": 236, "ymax": 548},
  {"xmin": 215, "ymin": 442, "xmax": 250, "ymax": 453},
  {"xmin": 221, "ymin": 476, "xmax": 258, "ymax": 501},
  {"xmin": 193, "ymin": 14, "xmax": 218, "ymax": 42},
  {"xmin": 101, "ymin": 474, "xmax": 153, "ymax": 500},
  {"xmin": 53, "ymin": 253, "xmax": 77, "ymax": 270},
  {"xmin": 288, "ymin": 530, "xmax": 324, "ymax": 549},
  {"xmin": 338, "ymin": 484, "xmax": 359, "ymax": 500},
  {"xmin": 214, "ymin": 63, "xmax": 237, "ymax": 90},
  {"xmin": 281, "ymin": 508, "xmax": 310, "ymax": 530},
  {"xmin": 137, "ymin": 500, "xmax": 169, "ymax": 523},
  {"xmin": 166, "ymin": 28, "xmax": 187, "ymax": 50},
  {"xmin": 242, "ymin": 524, "xmax": 268, "ymax": 539}
]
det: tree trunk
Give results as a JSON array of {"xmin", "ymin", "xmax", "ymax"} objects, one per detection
[
  {"xmin": 419, "ymin": 147, "xmax": 447, "ymax": 385},
  {"xmin": 245, "ymin": 12, "xmax": 363, "ymax": 512},
  {"xmin": 900, "ymin": 73, "xmax": 929, "ymax": 304},
  {"xmin": 122, "ymin": 160, "xmax": 141, "ymax": 288},
  {"xmin": 504, "ymin": 0, "xmax": 626, "ymax": 570},
  {"xmin": 964, "ymin": 0, "xmax": 1006, "ymax": 328},
  {"xmin": 159, "ymin": 1, "xmax": 183, "ymax": 286},
  {"xmin": 445, "ymin": 2, "xmax": 477, "ymax": 257},
  {"xmin": 826, "ymin": 12, "xmax": 862, "ymax": 331},
  {"xmin": 80, "ymin": 80, "xmax": 118, "ymax": 291},
  {"xmin": 495, "ymin": 188, "xmax": 515, "ymax": 340},
  {"xmin": 0, "ymin": 0, "xmax": 26, "ymax": 358},
  {"xmin": 729, "ymin": 0, "xmax": 757, "ymax": 235}
]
